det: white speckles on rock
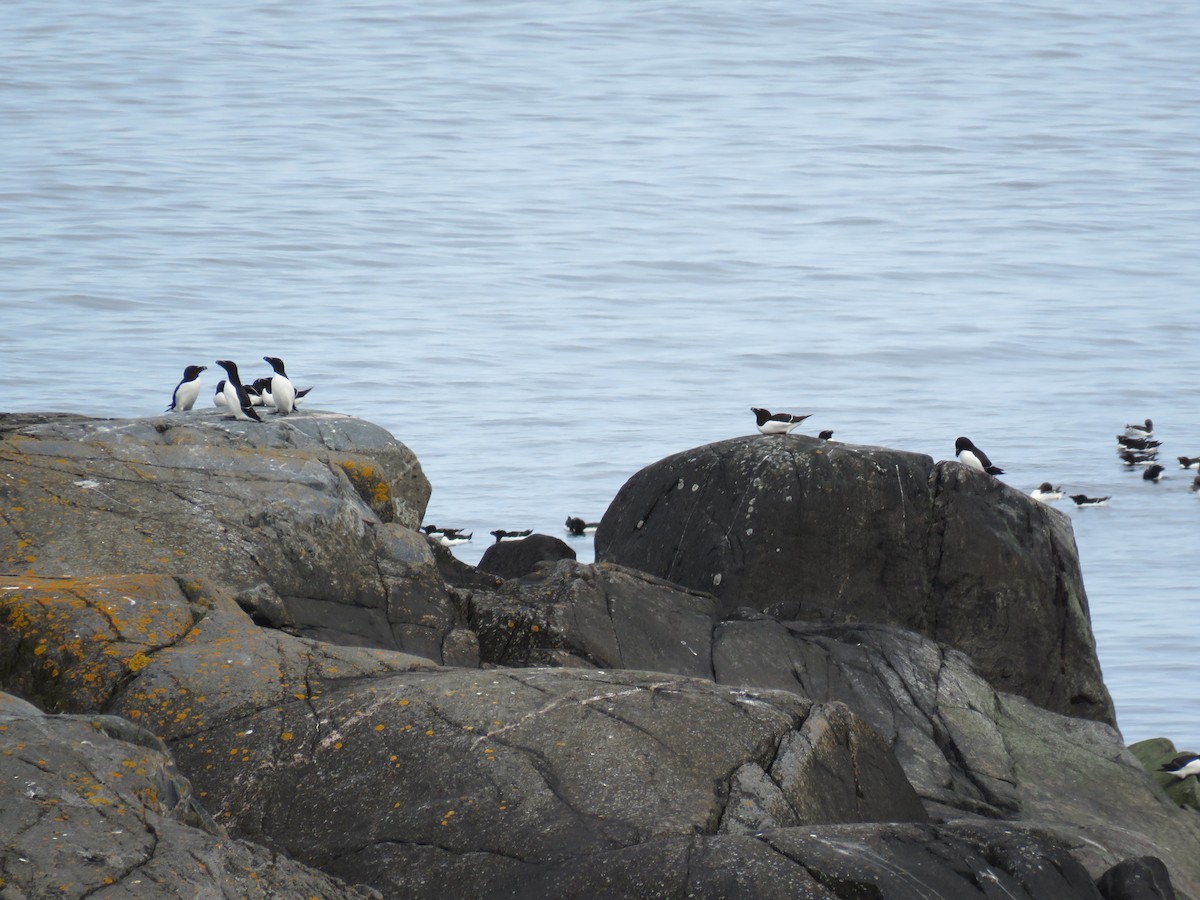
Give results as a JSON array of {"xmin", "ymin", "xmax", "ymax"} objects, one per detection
[
  {"xmin": 691, "ymin": 483, "xmax": 699, "ymax": 492},
  {"xmin": 636, "ymin": 520, "xmax": 644, "ymax": 529},
  {"xmin": 677, "ymin": 479, "xmax": 685, "ymax": 490},
  {"xmin": 713, "ymin": 573, "xmax": 722, "ymax": 586}
]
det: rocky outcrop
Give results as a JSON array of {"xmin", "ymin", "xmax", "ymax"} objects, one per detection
[
  {"xmin": 0, "ymin": 696, "xmax": 377, "ymax": 898},
  {"xmin": 2, "ymin": 414, "xmax": 1194, "ymax": 898},
  {"xmin": 463, "ymin": 560, "xmax": 1200, "ymax": 896},
  {"xmin": 594, "ymin": 434, "xmax": 1113, "ymax": 724},
  {"xmin": 0, "ymin": 411, "xmax": 474, "ymax": 662},
  {"xmin": 477, "ymin": 532, "xmax": 576, "ymax": 579}
]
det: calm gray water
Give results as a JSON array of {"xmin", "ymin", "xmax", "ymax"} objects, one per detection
[{"xmin": 3, "ymin": 2, "xmax": 1198, "ymax": 747}]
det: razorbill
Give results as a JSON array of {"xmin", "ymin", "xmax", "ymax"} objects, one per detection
[
  {"xmin": 1031, "ymin": 482, "xmax": 1064, "ymax": 501},
  {"xmin": 565, "ymin": 516, "xmax": 599, "ymax": 536},
  {"xmin": 263, "ymin": 356, "xmax": 297, "ymax": 415},
  {"xmin": 1117, "ymin": 434, "xmax": 1160, "ymax": 451},
  {"xmin": 818, "ymin": 430, "xmax": 834, "ymax": 440},
  {"xmin": 1192, "ymin": 476, "xmax": 1200, "ymax": 493},
  {"xmin": 954, "ymin": 437, "xmax": 1004, "ymax": 475},
  {"xmin": 490, "ymin": 529, "xmax": 532, "ymax": 543},
  {"xmin": 214, "ymin": 360, "xmax": 262, "ymax": 422},
  {"xmin": 422, "ymin": 525, "xmax": 472, "ymax": 546},
  {"xmin": 1124, "ymin": 418, "xmax": 1154, "ymax": 437},
  {"xmin": 751, "ymin": 407, "xmax": 811, "ymax": 435},
  {"xmin": 1143, "ymin": 464, "xmax": 1165, "ymax": 482},
  {"xmin": 244, "ymin": 381, "xmax": 266, "ymax": 406},
  {"xmin": 1069, "ymin": 494, "xmax": 1109, "ymax": 507},
  {"xmin": 1178, "ymin": 456, "xmax": 1200, "ymax": 470},
  {"xmin": 213, "ymin": 380, "xmax": 228, "ymax": 408},
  {"xmin": 1159, "ymin": 752, "xmax": 1200, "ymax": 779},
  {"xmin": 249, "ymin": 377, "xmax": 274, "ymax": 406},
  {"xmin": 166, "ymin": 365, "xmax": 206, "ymax": 412},
  {"xmin": 1120, "ymin": 450, "xmax": 1158, "ymax": 467}
]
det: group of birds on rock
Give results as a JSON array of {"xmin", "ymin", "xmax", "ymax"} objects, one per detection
[{"xmin": 167, "ymin": 357, "xmax": 309, "ymax": 422}]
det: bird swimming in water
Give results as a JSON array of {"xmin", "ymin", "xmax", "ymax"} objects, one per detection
[
  {"xmin": 1117, "ymin": 434, "xmax": 1160, "ymax": 451},
  {"xmin": 751, "ymin": 407, "xmax": 811, "ymax": 435},
  {"xmin": 1069, "ymin": 494, "xmax": 1109, "ymax": 507},
  {"xmin": 166, "ymin": 365, "xmax": 206, "ymax": 412},
  {"xmin": 491, "ymin": 529, "xmax": 532, "ymax": 543},
  {"xmin": 214, "ymin": 360, "xmax": 261, "ymax": 422},
  {"xmin": 565, "ymin": 516, "xmax": 599, "ymax": 536},
  {"xmin": 422, "ymin": 526, "xmax": 472, "ymax": 547},
  {"xmin": 1119, "ymin": 450, "xmax": 1158, "ymax": 467},
  {"xmin": 1031, "ymin": 482, "xmax": 1064, "ymax": 501},
  {"xmin": 1143, "ymin": 464, "xmax": 1165, "ymax": 482},
  {"xmin": 1178, "ymin": 456, "xmax": 1200, "ymax": 470},
  {"xmin": 954, "ymin": 437, "xmax": 1004, "ymax": 475},
  {"xmin": 818, "ymin": 430, "xmax": 834, "ymax": 440},
  {"xmin": 263, "ymin": 356, "xmax": 297, "ymax": 415}
]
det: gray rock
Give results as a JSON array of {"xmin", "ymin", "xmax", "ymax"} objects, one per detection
[
  {"xmin": 1098, "ymin": 857, "xmax": 1177, "ymax": 900},
  {"xmin": 0, "ymin": 696, "xmax": 376, "ymax": 899},
  {"xmin": 477, "ymin": 533, "xmax": 576, "ymax": 579},
  {"xmin": 594, "ymin": 434, "xmax": 1113, "ymax": 724},
  {"xmin": 0, "ymin": 411, "xmax": 470, "ymax": 661},
  {"xmin": 467, "ymin": 560, "xmax": 719, "ymax": 674}
]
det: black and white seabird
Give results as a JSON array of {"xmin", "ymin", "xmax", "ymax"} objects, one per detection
[
  {"xmin": 1119, "ymin": 450, "xmax": 1159, "ymax": 467},
  {"xmin": 1031, "ymin": 482, "xmax": 1064, "ymax": 501},
  {"xmin": 166, "ymin": 365, "xmax": 206, "ymax": 412},
  {"xmin": 1159, "ymin": 752, "xmax": 1200, "ymax": 779},
  {"xmin": 423, "ymin": 526, "xmax": 472, "ymax": 547},
  {"xmin": 246, "ymin": 377, "xmax": 273, "ymax": 406},
  {"xmin": 244, "ymin": 380, "xmax": 266, "ymax": 406},
  {"xmin": 213, "ymin": 380, "xmax": 228, "ymax": 408},
  {"xmin": 491, "ymin": 529, "xmax": 532, "ymax": 543},
  {"xmin": 1070, "ymin": 494, "xmax": 1110, "ymax": 507},
  {"xmin": 1124, "ymin": 418, "xmax": 1154, "ymax": 437},
  {"xmin": 1178, "ymin": 456, "xmax": 1200, "ymax": 470},
  {"xmin": 214, "ymin": 360, "xmax": 262, "ymax": 422},
  {"xmin": 1143, "ymin": 464, "xmax": 1165, "ymax": 482},
  {"xmin": 263, "ymin": 356, "xmax": 297, "ymax": 415},
  {"xmin": 954, "ymin": 437, "xmax": 1004, "ymax": 475},
  {"xmin": 818, "ymin": 430, "xmax": 834, "ymax": 440},
  {"xmin": 1117, "ymin": 434, "xmax": 1160, "ymax": 451},
  {"xmin": 1192, "ymin": 476, "xmax": 1200, "ymax": 493},
  {"xmin": 565, "ymin": 516, "xmax": 599, "ymax": 537},
  {"xmin": 751, "ymin": 407, "xmax": 811, "ymax": 435}
]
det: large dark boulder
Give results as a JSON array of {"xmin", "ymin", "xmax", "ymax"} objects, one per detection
[
  {"xmin": 477, "ymin": 533, "xmax": 576, "ymax": 579},
  {"xmin": 0, "ymin": 411, "xmax": 475, "ymax": 662},
  {"xmin": 594, "ymin": 434, "xmax": 1112, "ymax": 724}
]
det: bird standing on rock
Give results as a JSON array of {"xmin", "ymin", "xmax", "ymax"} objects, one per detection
[
  {"xmin": 263, "ymin": 356, "xmax": 296, "ymax": 415},
  {"xmin": 1159, "ymin": 752, "xmax": 1200, "ymax": 780},
  {"xmin": 955, "ymin": 437, "xmax": 1004, "ymax": 475},
  {"xmin": 751, "ymin": 408, "xmax": 811, "ymax": 435},
  {"xmin": 214, "ymin": 360, "xmax": 261, "ymax": 422},
  {"xmin": 166, "ymin": 365, "xmax": 206, "ymax": 412}
]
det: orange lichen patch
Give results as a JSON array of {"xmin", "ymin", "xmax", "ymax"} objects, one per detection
[
  {"xmin": 332, "ymin": 456, "xmax": 394, "ymax": 516},
  {"xmin": 0, "ymin": 574, "xmax": 202, "ymax": 711}
]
